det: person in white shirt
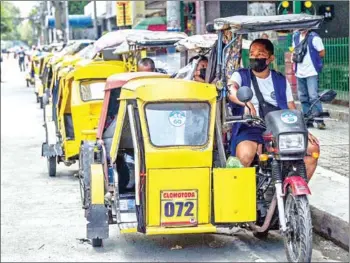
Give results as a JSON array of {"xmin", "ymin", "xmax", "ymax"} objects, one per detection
[
  {"xmin": 292, "ymin": 30, "xmax": 326, "ymax": 129},
  {"xmin": 228, "ymin": 38, "xmax": 320, "ymax": 181}
]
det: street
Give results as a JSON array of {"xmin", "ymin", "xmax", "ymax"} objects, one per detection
[{"xmin": 1, "ymin": 58, "xmax": 348, "ymax": 262}]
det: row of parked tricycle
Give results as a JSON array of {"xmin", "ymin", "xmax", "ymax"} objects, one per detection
[{"xmin": 25, "ymin": 14, "xmax": 336, "ymax": 262}]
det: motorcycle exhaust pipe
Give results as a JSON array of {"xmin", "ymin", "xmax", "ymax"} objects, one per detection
[{"xmin": 249, "ymin": 193, "xmax": 277, "ymax": 233}]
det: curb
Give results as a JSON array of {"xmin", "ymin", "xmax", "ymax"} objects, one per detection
[
  {"xmin": 310, "ymin": 205, "xmax": 349, "ymax": 251},
  {"xmin": 323, "ymin": 106, "xmax": 349, "ymax": 123},
  {"xmin": 295, "ymin": 101, "xmax": 349, "ymax": 122}
]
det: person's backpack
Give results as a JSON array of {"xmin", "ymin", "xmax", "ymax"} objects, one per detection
[{"xmin": 292, "ymin": 32, "xmax": 310, "ymax": 63}]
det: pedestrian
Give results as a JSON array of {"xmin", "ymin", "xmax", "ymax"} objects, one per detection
[
  {"xmin": 17, "ymin": 46, "xmax": 26, "ymax": 72},
  {"xmin": 292, "ymin": 29, "xmax": 326, "ymax": 129}
]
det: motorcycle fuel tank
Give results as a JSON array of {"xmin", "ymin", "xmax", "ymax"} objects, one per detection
[{"xmin": 265, "ymin": 109, "xmax": 307, "ymax": 137}]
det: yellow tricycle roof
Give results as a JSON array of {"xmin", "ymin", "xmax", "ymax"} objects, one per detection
[{"xmin": 121, "ymin": 78, "xmax": 218, "ymax": 102}]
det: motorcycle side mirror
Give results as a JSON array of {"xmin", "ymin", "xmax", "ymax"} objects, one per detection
[
  {"xmin": 319, "ymin": 89, "xmax": 337, "ymax": 103},
  {"xmin": 237, "ymin": 86, "xmax": 253, "ymax": 103},
  {"xmin": 206, "ymin": 22, "xmax": 215, "ymax": 33}
]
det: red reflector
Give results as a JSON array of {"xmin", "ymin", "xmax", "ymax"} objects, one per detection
[
  {"xmin": 263, "ymin": 132, "xmax": 273, "ymax": 142},
  {"xmin": 140, "ymin": 173, "xmax": 146, "ymax": 177}
]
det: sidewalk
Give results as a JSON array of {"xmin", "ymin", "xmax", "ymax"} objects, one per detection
[
  {"xmin": 295, "ymin": 101, "xmax": 349, "ymax": 122},
  {"xmin": 307, "ymin": 117, "xmax": 349, "ymax": 250},
  {"xmin": 309, "ymin": 167, "xmax": 349, "ymax": 250}
]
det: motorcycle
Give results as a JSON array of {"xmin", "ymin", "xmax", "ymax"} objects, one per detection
[{"xmin": 229, "ymin": 87, "xmax": 337, "ymax": 262}]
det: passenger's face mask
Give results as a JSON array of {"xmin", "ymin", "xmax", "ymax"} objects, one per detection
[
  {"xmin": 199, "ymin": 68, "xmax": 207, "ymax": 80},
  {"xmin": 249, "ymin": 58, "xmax": 268, "ymax": 73}
]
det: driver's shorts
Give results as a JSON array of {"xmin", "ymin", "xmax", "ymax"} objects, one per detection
[{"xmin": 230, "ymin": 125, "xmax": 265, "ymax": 156}]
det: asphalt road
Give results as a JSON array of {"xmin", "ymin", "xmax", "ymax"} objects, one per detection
[{"xmin": 0, "ymin": 57, "xmax": 347, "ymax": 262}]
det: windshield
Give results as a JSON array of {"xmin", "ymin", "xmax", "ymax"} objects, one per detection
[
  {"xmin": 148, "ymin": 52, "xmax": 181, "ymax": 76},
  {"xmin": 80, "ymin": 81, "xmax": 105, "ymax": 101},
  {"xmin": 145, "ymin": 102, "xmax": 210, "ymax": 147}
]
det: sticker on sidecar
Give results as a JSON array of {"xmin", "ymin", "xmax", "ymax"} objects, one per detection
[
  {"xmin": 169, "ymin": 111, "xmax": 186, "ymax": 127},
  {"xmin": 160, "ymin": 190, "xmax": 198, "ymax": 227},
  {"xmin": 281, "ymin": 112, "xmax": 298, "ymax": 124}
]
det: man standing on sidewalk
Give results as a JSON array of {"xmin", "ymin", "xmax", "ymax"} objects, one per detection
[
  {"xmin": 292, "ymin": 29, "xmax": 326, "ymax": 129},
  {"xmin": 16, "ymin": 46, "xmax": 26, "ymax": 72}
]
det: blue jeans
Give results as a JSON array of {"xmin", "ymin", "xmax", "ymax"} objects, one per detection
[{"xmin": 297, "ymin": 75, "xmax": 324, "ymax": 123}]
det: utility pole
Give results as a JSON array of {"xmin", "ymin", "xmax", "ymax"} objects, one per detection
[
  {"xmin": 51, "ymin": 1, "xmax": 64, "ymax": 42},
  {"xmin": 93, "ymin": 1, "xmax": 98, "ymax": 39},
  {"xmin": 65, "ymin": 1, "xmax": 70, "ymax": 42},
  {"xmin": 195, "ymin": 1, "xmax": 206, "ymax": 34},
  {"xmin": 41, "ymin": 1, "xmax": 49, "ymax": 45},
  {"xmin": 166, "ymin": 1, "xmax": 181, "ymax": 32}
]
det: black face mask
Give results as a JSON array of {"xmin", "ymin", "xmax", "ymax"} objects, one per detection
[
  {"xmin": 199, "ymin": 68, "xmax": 207, "ymax": 80},
  {"xmin": 249, "ymin": 58, "xmax": 268, "ymax": 72}
]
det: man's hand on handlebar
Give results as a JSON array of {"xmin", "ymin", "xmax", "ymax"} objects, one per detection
[
  {"xmin": 308, "ymin": 132, "xmax": 319, "ymax": 145},
  {"xmin": 244, "ymin": 105, "xmax": 257, "ymax": 116}
]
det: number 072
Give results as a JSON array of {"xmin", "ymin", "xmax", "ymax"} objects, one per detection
[{"xmin": 164, "ymin": 201, "xmax": 194, "ymax": 217}]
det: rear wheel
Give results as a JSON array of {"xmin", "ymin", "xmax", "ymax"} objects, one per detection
[
  {"xmin": 26, "ymin": 80, "xmax": 29, "ymax": 87},
  {"xmin": 92, "ymin": 238, "xmax": 102, "ymax": 247},
  {"xmin": 47, "ymin": 156, "xmax": 57, "ymax": 177},
  {"xmin": 39, "ymin": 97, "xmax": 43, "ymax": 109},
  {"xmin": 283, "ymin": 188, "xmax": 312, "ymax": 262},
  {"xmin": 36, "ymin": 93, "xmax": 39, "ymax": 103}
]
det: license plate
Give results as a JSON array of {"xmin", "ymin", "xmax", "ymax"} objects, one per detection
[{"xmin": 160, "ymin": 190, "xmax": 198, "ymax": 227}]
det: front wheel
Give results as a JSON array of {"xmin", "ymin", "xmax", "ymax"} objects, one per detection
[
  {"xmin": 47, "ymin": 156, "xmax": 57, "ymax": 177},
  {"xmin": 283, "ymin": 189, "xmax": 312, "ymax": 262}
]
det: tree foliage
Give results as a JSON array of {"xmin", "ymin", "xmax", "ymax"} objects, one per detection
[
  {"xmin": 68, "ymin": 1, "xmax": 89, "ymax": 15},
  {"xmin": 1, "ymin": 1, "xmax": 21, "ymax": 39}
]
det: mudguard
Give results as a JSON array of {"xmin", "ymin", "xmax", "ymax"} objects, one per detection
[
  {"xmin": 283, "ymin": 176, "xmax": 311, "ymax": 196},
  {"xmin": 42, "ymin": 142, "xmax": 63, "ymax": 158},
  {"xmin": 82, "ymin": 142, "xmax": 109, "ymax": 240}
]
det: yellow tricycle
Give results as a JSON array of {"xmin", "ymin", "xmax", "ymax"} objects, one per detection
[{"xmin": 78, "ymin": 14, "xmax": 328, "ymax": 263}]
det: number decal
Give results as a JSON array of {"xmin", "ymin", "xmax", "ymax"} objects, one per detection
[
  {"xmin": 164, "ymin": 201, "xmax": 194, "ymax": 217},
  {"xmin": 184, "ymin": 201, "xmax": 194, "ymax": 216},
  {"xmin": 164, "ymin": 202, "xmax": 175, "ymax": 217},
  {"xmin": 175, "ymin": 202, "xmax": 184, "ymax": 217}
]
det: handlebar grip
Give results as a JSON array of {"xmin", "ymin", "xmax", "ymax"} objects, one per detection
[{"xmin": 226, "ymin": 116, "xmax": 243, "ymax": 121}]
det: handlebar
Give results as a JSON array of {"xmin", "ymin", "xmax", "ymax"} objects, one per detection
[{"xmin": 225, "ymin": 115, "xmax": 265, "ymax": 127}]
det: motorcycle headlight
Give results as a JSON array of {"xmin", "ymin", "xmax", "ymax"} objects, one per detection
[{"xmin": 279, "ymin": 134, "xmax": 305, "ymax": 152}]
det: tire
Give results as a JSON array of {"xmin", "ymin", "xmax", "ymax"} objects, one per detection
[
  {"xmin": 283, "ymin": 188, "xmax": 312, "ymax": 263},
  {"xmin": 39, "ymin": 97, "xmax": 43, "ymax": 109},
  {"xmin": 92, "ymin": 238, "xmax": 102, "ymax": 247},
  {"xmin": 26, "ymin": 80, "xmax": 29, "ymax": 87},
  {"xmin": 47, "ymin": 156, "xmax": 57, "ymax": 177},
  {"xmin": 36, "ymin": 94, "xmax": 39, "ymax": 103}
]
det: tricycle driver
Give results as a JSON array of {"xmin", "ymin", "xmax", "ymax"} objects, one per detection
[{"xmin": 227, "ymin": 38, "xmax": 319, "ymax": 181}]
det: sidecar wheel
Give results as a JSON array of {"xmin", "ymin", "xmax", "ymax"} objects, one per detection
[
  {"xmin": 92, "ymin": 238, "xmax": 102, "ymax": 247},
  {"xmin": 48, "ymin": 156, "xmax": 57, "ymax": 177},
  {"xmin": 283, "ymin": 188, "xmax": 312, "ymax": 262}
]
